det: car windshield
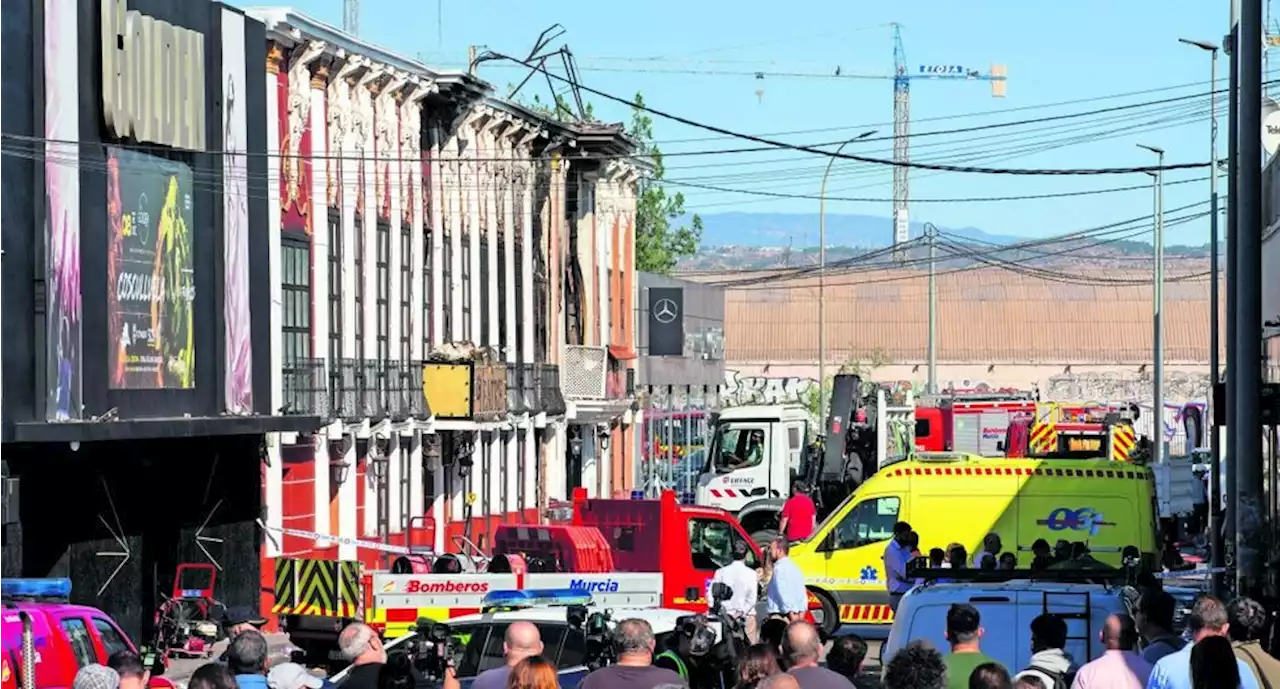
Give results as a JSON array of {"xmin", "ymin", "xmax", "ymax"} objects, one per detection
[{"xmin": 705, "ymin": 420, "xmax": 769, "ymax": 472}]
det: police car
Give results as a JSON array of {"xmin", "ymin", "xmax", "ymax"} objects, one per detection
[{"xmin": 330, "ymin": 589, "xmax": 724, "ymax": 688}]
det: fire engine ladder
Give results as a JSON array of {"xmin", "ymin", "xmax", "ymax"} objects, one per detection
[{"xmin": 1042, "ymin": 590, "xmax": 1094, "ymax": 661}]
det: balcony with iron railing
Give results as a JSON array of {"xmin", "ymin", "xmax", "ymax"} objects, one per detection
[
  {"xmin": 562, "ymin": 345, "xmax": 634, "ymax": 424},
  {"xmin": 281, "ymin": 358, "xmax": 330, "ymax": 418},
  {"xmin": 538, "ymin": 363, "xmax": 567, "ymax": 416},
  {"xmin": 387, "ymin": 360, "xmax": 430, "ymax": 421},
  {"xmin": 507, "ymin": 363, "xmax": 530, "ymax": 414}
]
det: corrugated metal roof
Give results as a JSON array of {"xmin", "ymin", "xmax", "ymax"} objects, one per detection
[{"xmin": 709, "ymin": 268, "xmax": 1221, "ymax": 364}]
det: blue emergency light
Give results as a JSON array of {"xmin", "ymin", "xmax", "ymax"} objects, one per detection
[
  {"xmin": 679, "ymin": 491, "xmax": 696, "ymax": 505},
  {"xmin": 630, "ymin": 490, "xmax": 645, "ymax": 500},
  {"xmin": 480, "ymin": 589, "xmax": 594, "ymax": 610},
  {"xmin": 1, "ymin": 578, "xmax": 72, "ymax": 599}
]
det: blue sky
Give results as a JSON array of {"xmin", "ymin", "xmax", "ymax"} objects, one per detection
[{"xmin": 247, "ymin": 0, "xmax": 1274, "ymax": 245}]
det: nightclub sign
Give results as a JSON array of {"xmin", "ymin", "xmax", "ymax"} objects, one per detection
[{"xmin": 100, "ymin": 0, "xmax": 207, "ymax": 149}]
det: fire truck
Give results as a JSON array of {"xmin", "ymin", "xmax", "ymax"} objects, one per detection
[
  {"xmin": 643, "ymin": 409, "xmax": 710, "ymax": 462},
  {"xmin": 272, "ymin": 489, "xmax": 766, "ymax": 666},
  {"xmin": 1004, "ymin": 402, "xmax": 1140, "ymax": 462},
  {"xmin": 913, "ymin": 389, "xmax": 1039, "ymax": 455}
]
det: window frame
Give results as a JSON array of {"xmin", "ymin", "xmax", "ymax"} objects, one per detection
[
  {"xmin": 328, "ymin": 208, "xmax": 343, "ymax": 366},
  {"xmin": 353, "ymin": 210, "xmax": 366, "ymax": 359},
  {"xmin": 400, "ymin": 220, "xmax": 413, "ymax": 364},
  {"xmin": 460, "ymin": 232, "xmax": 472, "ymax": 342},
  {"xmin": 90, "ymin": 617, "xmax": 131, "ymax": 658},
  {"xmin": 829, "ymin": 496, "xmax": 902, "ymax": 551},
  {"xmin": 687, "ymin": 516, "xmax": 758, "ymax": 571},
  {"xmin": 281, "ymin": 236, "xmax": 313, "ymax": 370},
  {"xmin": 376, "ymin": 218, "xmax": 391, "ymax": 364},
  {"xmin": 59, "ymin": 617, "xmax": 98, "ymax": 667}
]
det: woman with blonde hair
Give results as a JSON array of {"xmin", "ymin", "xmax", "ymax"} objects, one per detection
[{"xmin": 507, "ymin": 655, "xmax": 560, "ymax": 689}]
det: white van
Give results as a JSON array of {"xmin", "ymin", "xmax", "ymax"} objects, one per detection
[{"xmin": 881, "ymin": 581, "xmax": 1127, "ymax": 673}]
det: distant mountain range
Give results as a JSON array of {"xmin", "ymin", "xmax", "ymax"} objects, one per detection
[{"xmin": 680, "ymin": 212, "xmax": 1211, "ymax": 271}]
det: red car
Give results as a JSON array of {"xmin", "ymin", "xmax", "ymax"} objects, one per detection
[{"xmin": 1, "ymin": 578, "xmax": 173, "ymax": 689}]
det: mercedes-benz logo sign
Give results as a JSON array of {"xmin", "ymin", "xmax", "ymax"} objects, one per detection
[{"xmin": 653, "ymin": 298, "xmax": 679, "ymax": 324}]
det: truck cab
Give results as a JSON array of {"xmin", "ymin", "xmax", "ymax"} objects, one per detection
[{"xmin": 695, "ymin": 404, "xmax": 813, "ymax": 542}]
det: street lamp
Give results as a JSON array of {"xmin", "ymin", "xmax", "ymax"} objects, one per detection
[
  {"xmin": 1138, "ymin": 143, "xmax": 1165, "ymax": 467},
  {"xmin": 818, "ymin": 129, "xmax": 878, "ymax": 418},
  {"xmin": 1178, "ymin": 35, "xmax": 1222, "ymax": 594}
]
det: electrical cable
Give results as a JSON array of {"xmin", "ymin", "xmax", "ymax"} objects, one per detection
[{"xmin": 476, "ymin": 51, "xmax": 1218, "ymax": 175}]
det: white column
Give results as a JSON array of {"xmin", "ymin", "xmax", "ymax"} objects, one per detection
[
  {"xmin": 546, "ymin": 426, "xmax": 566, "ymax": 502},
  {"xmin": 596, "ymin": 180, "xmax": 609, "ymax": 348},
  {"xmin": 409, "ymin": 430, "xmax": 424, "ymax": 522},
  {"xmin": 429, "ymin": 124, "xmax": 445, "ymax": 348},
  {"xmin": 504, "ymin": 433, "xmax": 517, "ymax": 516},
  {"xmin": 311, "ymin": 79, "xmax": 329, "ymax": 374},
  {"xmin": 485, "ymin": 136, "xmax": 501, "ymax": 352},
  {"xmin": 521, "ymin": 159, "xmax": 535, "ymax": 362},
  {"xmin": 408, "ymin": 102, "xmax": 425, "ymax": 361},
  {"xmin": 340, "ymin": 82, "xmax": 358, "ymax": 360},
  {"xmin": 449, "ymin": 139, "xmax": 464, "ymax": 340},
  {"xmin": 338, "ymin": 439, "xmax": 358, "ymax": 560},
  {"xmin": 267, "ymin": 67, "xmax": 283, "ymax": 411},
  {"xmin": 468, "ymin": 135, "xmax": 483, "ymax": 344},
  {"xmin": 313, "ymin": 437, "xmax": 331, "ymax": 542},
  {"xmin": 451, "ymin": 456, "xmax": 466, "ymax": 523},
  {"xmin": 362, "ymin": 95, "xmax": 378, "ymax": 360},
  {"xmin": 430, "ymin": 447, "xmax": 445, "ymax": 553},
  {"xmin": 502, "ymin": 150, "xmax": 517, "ymax": 362},
  {"xmin": 387, "ymin": 96, "xmax": 403, "ymax": 363},
  {"xmin": 264, "ymin": 436, "xmax": 283, "ymax": 557},
  {"xmin": 388, "ymin": 434, "xmax": 404, "ymax": 532},
  {"xmin": 489, "ymin": 433, "xmax": 503, "ymax": 519},
  {"xmin": 521, "ymin": 428, "xmax": 535, "ymax": 516},
  {"xmin": 363, "ymin": 452, "xmax": 378, "ymax": 537}
]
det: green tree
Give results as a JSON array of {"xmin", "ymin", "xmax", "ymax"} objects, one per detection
[
  {"xmin": 799, "ymin": 348, "xmax": 893, "ymax": 422},
  {"xmin": 629, "ymin": 92, "xmax": 702, "ymax": 274}
]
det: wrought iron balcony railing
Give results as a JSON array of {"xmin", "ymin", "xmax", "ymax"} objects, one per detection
[
  {"xmin": 521, "ymin": 363, "xmax": 539, "ymax": 412},
  {"xmin": 331, "ymin": 358, "xmax": 362, "ymax": 422},
  {"xmin": 281, "ymin": 358, "xmax": 330, "ymax": 418},
  {"xmin": 507, "ymin": 362, "xmax": 530, "ymax": 414},
  {"xmin": 387, "ymin": 360, "xmax": 430, "ymax": 421},
  {"xmin": 357, "ymin": 359, "xmax": 387, "ymax": 421},
  {"xmin": 539, "ymin": 364, "xmax": 567, "ymax": 416}
]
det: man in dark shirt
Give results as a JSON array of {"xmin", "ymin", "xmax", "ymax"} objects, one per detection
[
  {"xmin": 471, "ymin": 622, "xmax": 543, "ymax": 689},
  {"xmin": 826, "ymin": 635, "xmax": 877, "ymax": 689},
  {"xmin": 335, "ymin": 623, "xmax": 386, "ymax": 689},
  {"xmin": 778, "ymin": 482, "xmax": 817, "ymax": 543},
  {"xmin": 579, "ymin": 619, "xmax": 687, "ymax": 689},
  {"xmin": 782, "ymin": 621, "xmax": 855, "ymax": 689}
]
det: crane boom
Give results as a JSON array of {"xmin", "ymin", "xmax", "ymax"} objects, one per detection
[{"xmin": 889, "ymin": 22, "xmax": 1006, "ymax": 260}]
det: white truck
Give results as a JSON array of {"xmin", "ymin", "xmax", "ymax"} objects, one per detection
[{"xmin": 695, "ymin": 375, "xmax": 916, "ymax": 544}]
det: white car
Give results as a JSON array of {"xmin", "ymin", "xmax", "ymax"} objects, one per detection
[{"xmin": 330, "ymin": 606, "xmax": 723, "ymax": 687}]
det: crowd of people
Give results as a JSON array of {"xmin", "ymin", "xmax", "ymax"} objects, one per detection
[{"xmin": 881, "ymin": 593, "xmax": 1279, "ymax": 689}]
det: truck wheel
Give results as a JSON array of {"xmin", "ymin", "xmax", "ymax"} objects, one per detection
[
  {"xmin": 750, "ymin": 529, "xmax": 779, "ymax": 547},
  {"xmin": 807, "ymin": 589, "xmax": 840, "ymax": 638}
]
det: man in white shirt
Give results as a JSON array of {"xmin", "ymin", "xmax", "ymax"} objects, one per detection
[{"xmin": 712, "ymin": 540, "xmax": 759, "ymax": 642}]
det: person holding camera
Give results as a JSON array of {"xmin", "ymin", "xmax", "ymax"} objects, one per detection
[
  {"xmin": 712, "ymin": 540, "xmax": 759, "ymax": 643},
  {"xmin": 579, "ymin": 619, "xmax": 687, "ymax": 689},
  {"xmin": 472, "ymin": 622, "xmax": 544, "ymax": 689}
]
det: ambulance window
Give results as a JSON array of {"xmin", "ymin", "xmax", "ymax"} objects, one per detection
[
  {"xmin": 833, "ymin": 497, "xmax": 901, "ymax": 550},
  {"xmin": 91, "ymin": 618, "xmax": 131, "ymax": 657},
  {"xmin": 59, "ymin": 618, "xmax": 97, "ymax": 667},
  {"xmin": 688, "ymin": 518, "xmax": 735, "ymax": 570}
]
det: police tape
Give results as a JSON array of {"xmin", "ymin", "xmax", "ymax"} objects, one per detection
[
  {"xmin": 1154, "ymin": 567, "xmax": 1229, "ymax": 579},
  {"xmin": 256, "ymin": 520, "xmax": 413, "ymax": 555}
]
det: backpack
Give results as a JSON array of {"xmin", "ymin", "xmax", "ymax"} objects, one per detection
[{"xmin": 1026, "ymin": 665, "xmax": 1076, "ymax": 689}]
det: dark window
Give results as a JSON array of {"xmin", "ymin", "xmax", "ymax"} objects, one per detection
[
  {"xmin": 328, "ymin": 208, "xmax": 343, "ymax": 365},
  {"xmin": 479, "ymin": 235, "xmax": 490, "ymax": 346},
  {"xmin": 400, "ymin": 222, "xmax": 412, "ymax": 363},
  {"xmin": 557, "ymin": 628, "xmax": 586, "ymax": 670},
  {"xmin": 461, "ymin": 232, "xmax": 472, "ymax": 341},
  {"xmin": 91, "ymin": 618, "xmax": 131, "ymax": 657},
  {"xmin": 60, "ymin": 618, "xmax": 97, "ymax": 667},
  {"xmin": 512, "ymin": 177, "xmax": 524, "ymax": 363},
  {"xmin": 497, "ymin": 216, "xmax": 507, "ymax": 353},
  {"xmin": 915, "ymin": 418, "xmax": 931, "ymax": 439},
  {"xmin": 832, "ymin": 496, "xmax": 901, "ymax": 551},
  {"xmin": 688, "ymin": 517, "xmax": 758, "ymax": 571},
  {"xmin": 377, "ymin": 219, "xmax": 391, "ymax": 363},
  {"xmin": 441, "ymin": 230, "xmax": 452, "ymax": 341},
  {"xmin": 608, "ymin": 268, "xmax": 616, "ymax": 339},
  {"xmin": 447, "ymin": 623, "xmax": 487, "ymax": 678},
  {"xmin": 353, "ymin": 211, "xmax": 365, "ymax": 358},
  {"xmin": 530, "ymin": 171, "xmax": 548, "ymax": 362},
  {"xmin": 423, "ymin": 225, "xmax": 434, "ymax": 354},
  {"xmin": 282, "ymin": 238, "xmax": 312, "ymax": 367}
]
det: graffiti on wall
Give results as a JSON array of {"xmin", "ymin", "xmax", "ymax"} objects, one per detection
[
  {"xmin": 1042, "ymin": 371, "xmax": 1210, "ymax": 404},
  {"xmin": 721, "ymin": 370, "xmax": 1007, "ymax": 408}
]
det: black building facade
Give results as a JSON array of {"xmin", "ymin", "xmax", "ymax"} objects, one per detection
[{"xmin": 1, "ymin": 0, "xmax": 314, "ymax": 638}]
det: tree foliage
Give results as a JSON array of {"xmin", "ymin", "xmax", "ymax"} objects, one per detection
[
  {"xmin": 629, "ymin": 92, "xmax": 702, "ymax": 275},
  {"xmin": 507, "ymin": 87, "xmax": 594, "ymax": 123}
]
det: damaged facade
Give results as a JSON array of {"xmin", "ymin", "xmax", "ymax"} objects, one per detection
[{"xmin": 250, "ymin": 9, "xmax": 642, "ymax": 615}]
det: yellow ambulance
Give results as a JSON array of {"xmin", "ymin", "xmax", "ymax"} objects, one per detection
[{"xmin": 789, "ymin": 452, "xmax": 1159, "ymax": 635}]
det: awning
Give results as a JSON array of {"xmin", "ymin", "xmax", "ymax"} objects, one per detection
[{"xmin": 608, "ymin": 345, "xmax": 637, "ymax": 361}]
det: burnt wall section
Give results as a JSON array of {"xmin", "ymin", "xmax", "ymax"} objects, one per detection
[
  {"xmin": 0, "ymin": 0, "xmax": 39, "ymax": 438},
  {"xmin": 5, "ymin": 436, "xmax": 262, "ymax": 641}
]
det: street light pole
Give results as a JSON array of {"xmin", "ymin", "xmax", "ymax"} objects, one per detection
[
  {"xmin": 1139, "ymin": 143, "xmax": 1166, "ymax": 466},
  {"xmin": 818, "ymin": 129, "xmax": 877, "ymax": 419},
  {"xmin": 925, "ymin": 222, "xmax": 938, "ymax": 394},
  {"xmin": 1178, "ymin": 36, "xmax": 1223, "ymax": 594}
]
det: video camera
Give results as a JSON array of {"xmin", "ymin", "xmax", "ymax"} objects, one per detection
[
  {"xmin": 704, "ymin": 583, "xmax": 747, "ymax": 672},
  {"xmin": 567, "ymin": 604, "xmax": 615, "ymax": 670},
  {"xmin": 381, "ymin": 618, "xmax": 465, "ymax": 688}
]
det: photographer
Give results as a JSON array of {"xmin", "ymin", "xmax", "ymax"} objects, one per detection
[
  {"xmin": 579, "ymin": 619, "xmax": 687, "ymax": 689},
  {"xmin": 472, "ymin": 622, "xmax": 543, "ymax": 689},
  {"xmin": 337, "ymin": 623, "xmax": 387, "ymax": 689}
]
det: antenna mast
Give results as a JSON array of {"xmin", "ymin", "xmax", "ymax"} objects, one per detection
[{"xmin": 344, "ymin": 0, "xmax": 359, "ymax": 37}]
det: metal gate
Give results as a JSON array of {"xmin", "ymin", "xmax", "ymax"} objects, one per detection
[{"xmin": 639, "ymin": 384, "xmax": 715, "ymax": 498}]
